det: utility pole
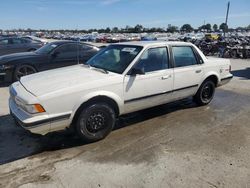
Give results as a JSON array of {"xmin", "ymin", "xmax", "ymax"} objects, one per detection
[{"xmin": 224, "ymin": 1, "xmax": 230, "ymax": 37}]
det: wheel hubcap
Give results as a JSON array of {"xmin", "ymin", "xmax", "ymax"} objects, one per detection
[
  {"xmin": 16, "ymin": 66, "xmax": 36, "ymax": 80},
  {"xmin": 86, "ymin": 112, "xmax": 106, "ymax": 133},
  {"xmin": 201, "ymin": 83, "xmax": 213, "ymax": 102}
]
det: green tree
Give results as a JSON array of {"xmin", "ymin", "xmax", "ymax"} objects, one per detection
[
  {"xmin": 134, "ymin": 24, "xmax": 144, "ymax": 33},
  {"xmin": 112, "ymin": 27, "xmax": 119, "ymax": 33},
  {"xmin": 205, "ymin": 23, "xmax": 211, "ymax": 31},
  {"xmin": 105, "ymin": 27, "xmax": 111, "ymax": 33},
  {"xmin": 213, "ymin": 24, "xmax": 218, "ymax": 31},
  {"xmin": 167, "ymin": 26, "xmax": 178, "ymax": 33},
  {"xmin": 219, "ymin": 23, "xmax": 228, "ymax": 32},
  {"xmin": 180, "ymin": 24, "xmax": 193, "ymax": 32}
]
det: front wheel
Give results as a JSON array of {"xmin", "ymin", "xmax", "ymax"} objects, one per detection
[
  {"xmin": 193, "ymin": 80, "xmax": 215, "ymax": 106},
  {"xmin": 13, "ymin": 64, "xmax": 37, "ymax": 81},
  {"xmin": 75, "ymin": 103, "xmax": 116, "ymax": 142}
]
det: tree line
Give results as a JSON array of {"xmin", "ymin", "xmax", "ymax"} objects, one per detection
[{"xmin": 1, "ymin": 23, "xmax": 250, "ymax": 34}]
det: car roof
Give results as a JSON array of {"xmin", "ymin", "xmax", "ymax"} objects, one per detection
[
  {"xmin": 111, "ymin": 41, "xmax": 193, "ymax": 48},
  {"xmin": 50, "ymin": 40, "xmax": 99, "ymax": 48}
]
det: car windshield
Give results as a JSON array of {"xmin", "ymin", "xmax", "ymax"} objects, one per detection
[
  {"xmin": 86, "ymin": 45, "xmax": 143, "ymax": 74},
  {"xmin": 35, "ymin": 43, "xmax": 58, "ymax": 54}
]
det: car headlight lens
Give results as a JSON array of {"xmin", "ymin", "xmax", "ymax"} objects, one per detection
[
  {"xmin": 0, "ymin": 64, "xmax": 13, "ymax": 70},
  {"xmin": 22, "ymin": 104, "xmax": 46, "ymax": 114},
  {"xmin": 15, "ymin": 98, "xmax": 45, "ymax": 114}
]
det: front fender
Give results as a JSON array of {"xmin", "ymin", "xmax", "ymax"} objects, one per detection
[{"xmin": 70, "ymin": 90, "xmax": 124, "ymax": 121}]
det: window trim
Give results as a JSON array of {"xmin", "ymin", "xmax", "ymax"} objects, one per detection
[{"xmin": 170, "ymin": 45, "xmax": 203, "ymax": 68}]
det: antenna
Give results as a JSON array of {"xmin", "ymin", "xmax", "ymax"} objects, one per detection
[{"xmin": 224, "ymin": 1, "xmax": 230, "ymax": 37}]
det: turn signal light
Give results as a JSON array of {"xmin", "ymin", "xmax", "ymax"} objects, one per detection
[{"xmin": 34, "ymin": 104, "xmax": 46, "ymax": 113}]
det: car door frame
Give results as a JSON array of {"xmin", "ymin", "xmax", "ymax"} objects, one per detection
[
  {"xmin": 123, "ymin": 45, "xmax": 175, "ymax": 114},
  {"xmin": 169, "ymin": 44, "xmax": 205, "ymax": 100}
]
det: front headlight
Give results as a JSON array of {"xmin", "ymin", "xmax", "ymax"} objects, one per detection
[
  {"xmin": 22, "ymin": 104, "xmax": 46, "ymax": 114},
  {"xmin": 15, "ymin": 97, "xmax": 45, "ymax": 114},
  {"xmin": 0, "ymin": 64, "xmax": 13, "ymax": 70}
]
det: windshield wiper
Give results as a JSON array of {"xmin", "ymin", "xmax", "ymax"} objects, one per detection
[
  {"xmin": 82, "ymin": 63, "xmax": 91, "ymax": 68},
  {"xmin": 89, "ymin": 65, "xmax": 109, "ymax": 74}
]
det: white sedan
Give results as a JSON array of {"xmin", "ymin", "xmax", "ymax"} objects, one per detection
[{"xmin": 9, "ymin": 41, "xmax": 233, "ymax": 142}]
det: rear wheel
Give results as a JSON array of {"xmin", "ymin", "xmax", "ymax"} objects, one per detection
[
  {"xmin": 231, "ymin": 49, "xmax": 238, "ymax": 59},
  {"xmin": 13, "ymin": 65, "xmax": 37, "ymax": 81},
  {"xmin": 75, "ymin": 103, "xmax": 116, "ymax": 142},
  {"xmin": 193, "ymin": 80, "xmax": 215, "ymax": 106}
]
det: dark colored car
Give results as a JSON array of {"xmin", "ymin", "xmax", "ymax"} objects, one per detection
[
  {"xmin": 0, "ymin": 41, "xmax": 101, "ymax": 82},
  {"xmin": 0, "ymin": 37, "xmax": 44, "ymax": 56}
]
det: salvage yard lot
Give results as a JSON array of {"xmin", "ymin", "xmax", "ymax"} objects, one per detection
[{"xmin": 0, "ymin": 59, "xmax": 250, "ymax": 188}]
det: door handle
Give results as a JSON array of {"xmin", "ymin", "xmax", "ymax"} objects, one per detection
[
  {"xmin": 161, "ymin": 75, "xmax": 171, "ymax": 80},
  {"xmin": 195, "ymin": 70, "xmax": 202, "ymax": 73}
]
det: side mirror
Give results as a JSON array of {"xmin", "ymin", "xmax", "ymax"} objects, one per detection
[{"xmin": 129, "ymin": 67, "xmax": 145, "ymax": 76}]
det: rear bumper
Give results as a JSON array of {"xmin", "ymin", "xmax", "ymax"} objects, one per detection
[{"xmin": 219, "ymin": 75, "xmax": 233, "ymax": 86}]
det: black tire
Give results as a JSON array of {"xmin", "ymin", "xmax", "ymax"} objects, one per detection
[
  {"xmin": 13, "ymin": 64, "xmax": 37, "ymax": 81},
  {"xmin": 231, "ymin": 50, "xmax": 238, "ymax": 59},
  {"xmin": 75, "ymin": 103, "xmax": 115, "ymax": 142},
  {"xmin": 193, "ymin": 80, "xmax": 215, "ymax": 106}
]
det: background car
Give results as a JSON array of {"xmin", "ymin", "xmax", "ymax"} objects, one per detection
[
  {"xmin": 0, "ymin": 41, "xmax": 101, "ymax": 82},
  {"xmin": 0, "ymin": 37, "xmax": 44, "ymax": 56},
  {"xmin": 21, "ymin": 36, "xmax": 48, "ymax": 44}
]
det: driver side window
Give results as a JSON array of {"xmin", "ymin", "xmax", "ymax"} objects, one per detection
[{"xmin": 134, "ymin": 47, "xmax": 169, "ymax": 73}]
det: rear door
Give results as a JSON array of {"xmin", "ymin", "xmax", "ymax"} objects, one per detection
[
  {"xmin": 124, "ymin": 46, "xmax": 174, "ymax": 113},
  {"xmin": 9, "ymin": 38, "xmax": 26, "ymax": 53},
  {"xmin": 171, "ymin": 45, "xmax": 204, "ymax": 100},
  {"xmin": 0, "ymin": 38, "xmax": 11, "ymax": 55}
]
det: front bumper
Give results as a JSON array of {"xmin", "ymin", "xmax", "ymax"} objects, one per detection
[
  {"xmin": 0, "ymin": 69, "xmax": 13, "ymax": 83},
  {"xmin": 9, "ymin": 98, "xmax": 51, "ymax": 135}
]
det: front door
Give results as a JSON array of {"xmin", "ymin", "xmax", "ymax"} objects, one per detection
[
  {"xmin": 124, "ymin": 47, "xmax": 174, "ymax": 113},
  {"xmin": 49, "ymin": 43, "xmax": 79, "ymax": 69}
]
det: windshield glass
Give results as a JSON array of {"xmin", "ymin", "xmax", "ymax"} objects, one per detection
[
  {"xmin": 35, "ymin": 43, "xmax": 58, "ymax": 54},
  {"xmin": 86, "ymin": 45, "xmax": 143, "ymax": 74}
]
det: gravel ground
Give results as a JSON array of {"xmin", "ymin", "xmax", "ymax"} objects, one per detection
[{"xmin": 0, "ymin": 59, "xmax": 249, "ymax": 188}]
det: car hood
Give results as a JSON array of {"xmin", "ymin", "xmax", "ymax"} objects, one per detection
[
  {"xmin": 0, "ymin": 52, "xmax": 42, "ymax": 63},
  {"xmin": 20, "ymin": 65, "xmax": 120, "ymax": 97}
]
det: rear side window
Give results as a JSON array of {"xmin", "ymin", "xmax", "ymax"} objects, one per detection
[
  {"xmin": 81, "ymin": 44, "xmax": 93, "ymax": 51},
  {"xmin": 12, "ymin": 38, "xmax": 23, "ymax": 44},
  {"xmin": 21, "ymin": 38, "xmax": 31, "ymax": 43},
  {"xmin": 0, "ymin": 39, "xmax": 9, "ymax": 45},
  {"xmin": 172, "ymin": 46, "xmax": 198, "ymax": 67},
  {"xmin": 56, "ymin": 44, "xmax": 77, "ymax": 53}
]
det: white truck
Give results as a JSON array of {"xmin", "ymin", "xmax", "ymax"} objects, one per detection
[{"xmin": 9, "ymin": 41, "xmax": 233, "ymax": 142}]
